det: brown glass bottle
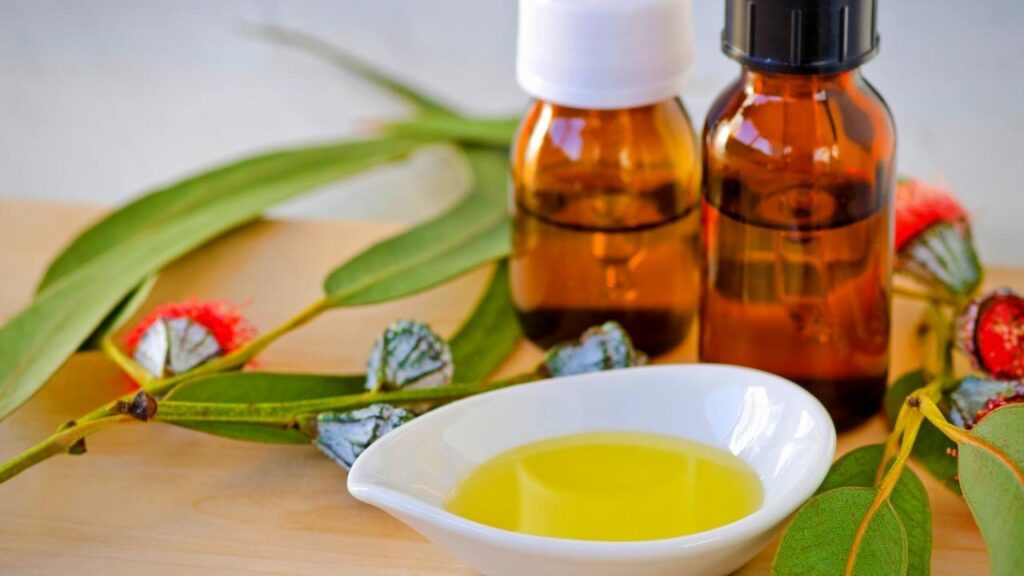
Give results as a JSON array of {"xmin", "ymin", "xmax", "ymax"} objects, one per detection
[
  {"xmin": 700, "ymin": 68, "xmax": 895, "ymax": 429},
  {"xmin": 510, "ymin": 99, "xmax": 702, "ymax": 355}
]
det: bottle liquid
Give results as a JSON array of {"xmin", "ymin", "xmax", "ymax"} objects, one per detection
[
  {"xmin": 511, "ymin": 0, "xmax": 701, "ymax": 356},
  {"xmin": 701, "ymin": 0, "xmax": 895, "ymax": 428}
]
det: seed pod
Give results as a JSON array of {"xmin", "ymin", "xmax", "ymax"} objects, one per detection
[
  {"xmin": 133, "ymin": 317, "xmax": 221, "ymax": 378},
  {"xmin": 365, "ymin": 319, "xmax": 453, "ymax": 392},
  {"xmin": 948, "ymin": 376, "xmax": 1024, "ymax": 429},
  {"xmin": 124, "ymin": 299, "xmax": 256, "ymax": 380},
  {"xmin": 540, "ymin": 321, "xmax": 640, "ymax": 378},
  {"xmin": 315, "ymin": 404, "xmax": 414, "ymax": 469}
]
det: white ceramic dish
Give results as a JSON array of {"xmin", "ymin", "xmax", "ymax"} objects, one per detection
[{"xmin": 348, "ymin": 364, "xmax": 836, "ymax": 576}]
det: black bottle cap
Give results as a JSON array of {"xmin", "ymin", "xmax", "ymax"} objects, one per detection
[{"xmin": 722, "ymin": 0, "xmax": 880, "ymax": 74}]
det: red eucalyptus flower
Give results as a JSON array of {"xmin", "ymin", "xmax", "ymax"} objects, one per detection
[
  {"xmin": 975, "ymin": 392, "xmax": 1024, "ymax": 426},
  {"xmin": 958, "ymin": 289, "xmax": 1024, "ymax": 380},
  {"xmin": 894, "ymin": 179, "xmax": 981, "ymax": 296},
  {"xmin": 123, "ymin": 299, "xmax": 256, "ymax": 379},
  {"xmin": 948, "ymin": 375, "xmax": 1024, "ymax": 429}
]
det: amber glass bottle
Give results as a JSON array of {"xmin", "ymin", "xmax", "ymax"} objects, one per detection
[
  {"xmin": 512, "ymin": 0, "xmax": 700, "ymax": 355},
  {"xmin": 701, "ymin": 0, "xmax": 895, "ymax": 428}
]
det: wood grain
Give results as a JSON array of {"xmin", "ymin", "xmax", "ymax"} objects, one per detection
[{"xmin": 0, "ymin": 198, "xmax": 1008, "ymax": 575}]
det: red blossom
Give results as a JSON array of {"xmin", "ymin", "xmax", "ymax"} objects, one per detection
[
  {"xmin": 974, "ymin": 393, "xmax": 1024, "ymax": 426},
  {"xmin": 959, "ymin": 289, "xmax": 1024, "ymax": 380},
  {"xmin": 123, "ymin": 298, "xmax": 256, "ymax": 355},
  {"xmin": 894, "ymin": 179, "xmax": 968, "ymax": 251}
]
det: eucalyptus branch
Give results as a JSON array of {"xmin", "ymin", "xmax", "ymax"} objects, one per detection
[
  {"xmin": 161, "ymin": 297, "xmax": 333, "ymax": 386},
  {"xmin": 156, "ymin": 373, "xmax": 535, "ymax": 426},
  {"xmin": 77, "ymin": 297, "xmax": 333, "ymax": 425},
  {"xmin": 1, "ymin": 295, "xmax": 337, "ymax": 485},
  {"xmin": 893, "ymin": 284, "xmax": 962, "ymax": 307},
  {"xmin": 849, "ymin": 409, "xmax": 924, "ymax": 576},
  {"xmin": 0, "ymin": 285, "xmax": 529, "ymax": 485},
  {"xmin": 0, "ymin": 415, "xmax": 130, "ymax": 483}
]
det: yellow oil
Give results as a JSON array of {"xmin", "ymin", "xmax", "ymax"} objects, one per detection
[{"xmin": 444, "ymin": 431, "xmax": 762, "ymax": 541}]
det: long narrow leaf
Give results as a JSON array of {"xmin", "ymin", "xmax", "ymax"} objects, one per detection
[
  {"xmin": 0, "ymin": 138, "xmax": 417, "ymax": 422},
  {"xmin": 323, "ymin": 148, "xmax": 511, "ymax": 306},
  {"xmin": 450, "ymin": 261, "xmax": 519, "ymax": 382},
  {"xmin": 383, "ymin": 114, "xmax": 518, "ymax": 149},
  {"xmin": 38, "ymin": 139, "xmax": 411, "ymax": 291},
  {"xmin": 247, "ymin": 23, "xmax": 453, "ymax": 116},
  {"xmin": 82, "ymin": 274, "xmax": 158, "ymax": 349},
  {"xmin": 165, "ymin": 373, "xmax": 366, "ymax": 444}
]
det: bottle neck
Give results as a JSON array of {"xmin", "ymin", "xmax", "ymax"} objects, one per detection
[
  {"xmin": 740, "ymin": 68, "xmax": 862, "ymax": 98},
  {"xmin": 531, "ymin": 97, "xmax": 680, "ymax": 115}
]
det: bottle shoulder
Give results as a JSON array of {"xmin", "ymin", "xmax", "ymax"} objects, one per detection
[
  {"xmin": 513, "ymin": 99, "xmax": 699, "ymax": 173},
  {"xmin": 703, "ymin": 73, "xmax": 895, "ymax": 171},
  {"xmin": 512, "ymin": 99, "xmax": 702, "ymax": 228}
]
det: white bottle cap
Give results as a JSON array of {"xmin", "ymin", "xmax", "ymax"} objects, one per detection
[{"xmin": 517, "ymin": 0, "xmax": 695, "ymax": 110}]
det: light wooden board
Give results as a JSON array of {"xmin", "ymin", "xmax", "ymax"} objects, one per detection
[{"xmin": 0, "ymin": 198, "xmax": 1008, "ymax": 575}]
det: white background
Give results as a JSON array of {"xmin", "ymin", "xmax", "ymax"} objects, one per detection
[{"xmin": 1, "ymin": 0, "xmax": 1021, "ymax": 264}]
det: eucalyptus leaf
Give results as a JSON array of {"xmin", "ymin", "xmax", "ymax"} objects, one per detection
[
  {"xmin": 957, "ymin": 404, "xmax": 1024, "ymax": 576},
  {"xmin": 772, "ymin": 487, "xmax": 908, "ymax": 576},
  {"xmin": 323, "ymin": 148, "xmax": 510, "ymax": 306},
  {"xmin": 163, "ymin": 373, "xmax": 366, "ymax": 443},
  {"xmin": 817, "ymin": 445, "xmax": 931, "ymax": 576},
  {"xmin": 247, "ymin": 23, "xmax": 454, "ymax": 116},
  {"xmin": 382, "ymin": 114, "xmax": 518, "ymax": 148},
  {"xmin": 450, "ymin": 261, "xmax": 519, "ymax": 383},
  {"xmin": 81, "ymin": 274, "xmax": 158, "ymax": 349},
  {"xmin": 885, "ymin": 370, "xmax": 960, "ymax": 493},
  {"xmin": 0, "ymin": 138, "xmax": 416, "ymax": 422},
  {"xmin": 38, "ymin": 139, "xmax": 413, "ymax": 292}
]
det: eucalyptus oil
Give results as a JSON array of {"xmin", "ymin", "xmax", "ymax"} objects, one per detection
[
  {"xmin": 701, "ymin": 0, "xmax": 895, "ymax": 429},
  {"xmin": 511, "ymin": 0, "xmax": 701, "ymax": 356},
  {"xmin": 444, "ymin": 431, "xmax": 762, "ymax": 541}
]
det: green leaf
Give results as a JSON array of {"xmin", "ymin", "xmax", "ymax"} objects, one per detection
[
  {"xmin": 323, "ymin": 148, "xmax": 511, "ymax": 306},
  {"xmin": 0, "ymin": 138, "xmax": 417, "ymax": 422},
  {"xmin": 247, "ymin": 23, "xmax": 453, "ymax": 116},
  {"xmin": 382, "ymin": 115, "xmax": 518, "ymax": 148},
  {"xmin": 38, "ymin": 139, "xmax": 412, "ymax": 291},
  {"xmin": 772, "ymin": 487, "xmax": 908, "ymax": 576},
  {"xmin": 957, "ymin": 404, "xmax": 1024, "ymax": 576},
  {"xmin": 817, "ymin": 445, "xmax": 931, "ymax": 576},
  {"xmin": 81, "ymin": 274, "xmax": 158, "ymax": 349},
  {"xmin": 885, "ymin": 370, "xmax": 961, "ymax": 493},
  {"xmin": 163, "ymin": 372, "xmax": 365, "ymax": 443},
  {"xmin": 450, "ymin": 261, "xmax": 520, "ymax": 383}
]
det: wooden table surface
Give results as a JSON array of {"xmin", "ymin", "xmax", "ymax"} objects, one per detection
[{"xmin": 0, "ymin": 198, "xmax": 1009, "ymax": 575}]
